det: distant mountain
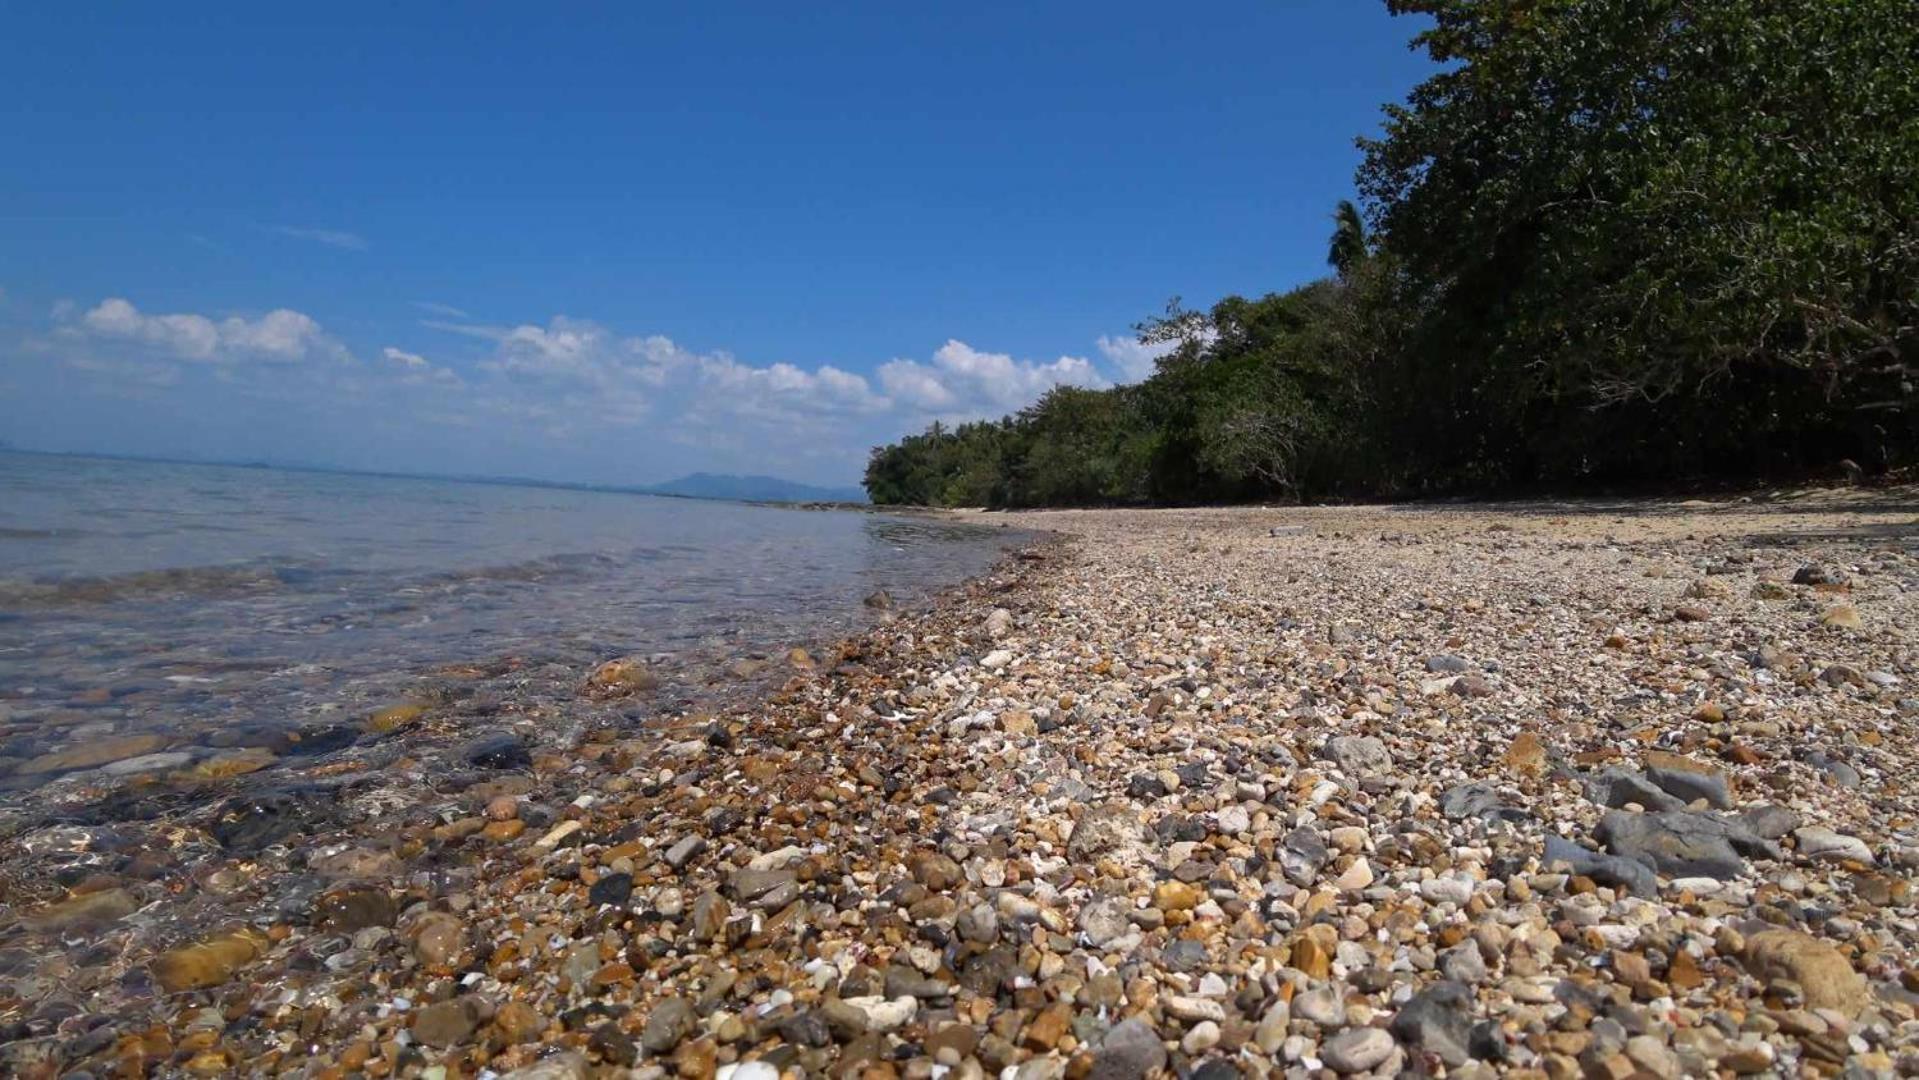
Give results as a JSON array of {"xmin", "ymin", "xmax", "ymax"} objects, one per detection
[{"xmin": 640, "ymin": 472, "xmax": 868, "ymax": 504}]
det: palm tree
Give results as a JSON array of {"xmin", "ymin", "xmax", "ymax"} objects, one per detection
[{"xmin": 1327, "ymin": 199, "xmax": 1367, "ymax": 277}]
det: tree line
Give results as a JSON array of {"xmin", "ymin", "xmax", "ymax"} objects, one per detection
[{"xmin": 865, "ymin": 0, "xmax": 1917, "ymax": 507}]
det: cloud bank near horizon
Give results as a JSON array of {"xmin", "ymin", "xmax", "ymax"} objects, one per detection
[{"xmin": 6, "ymin": 296, "xmax": 1173, "ymax": 485}]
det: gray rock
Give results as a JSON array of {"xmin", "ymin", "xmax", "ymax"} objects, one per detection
[
  {"xmin": 1321, "ymin": 1026, "xmax": 1396, "ymax": 1073},
  {"xmin": 1439, "ymin": 781, "xmax": 1527, "ymax": 824},
  {"xmin": 1294, "ymin": 986, "xmax": 1345, "ymax": 1027},
  {"xmin": 1088, "ymin": 1018, "xmax": 1167, "ymax": 1080},
  {"xmin": 1425, "ymin": 655, "xmax": 1471, "ymax": 674},
  {"xmin": 1438, "ymin": 942, "xmax": 1488, "ymax": 985},
  {"xmin": 1739, "ymin": 804, "xmax": 1800, "ymax": 840},
  {"xmin": 1596, "ymin": 810, "xmax": 1779, "ymax": 880},
  {"xmin": 1389, "ymin": 980, "xmax": 1474, "ymax": 1067},
  {"xmin": 726, "ymin": 867, "xmax": 796, "ymax": 902},
  {"xmin": 1323, "ymin": 736, "xmax": 1393, "ymax": 776},
  {"xmin": 1794, "ymin": 826, "xmax": 1874, "ymax": 864},
  {"xmin": 1163, "ymin": 938, "xmax": 1210, "ymax": 972},
  {"xmin": 1584, "ymin": 768, "xmax": 1684, "ymax": 812},
  {"xmin": 1280, "ymin": 827, "xmax": 1329, "ymax": 886},
  {"xmin": 663, "ymin": 834, "xmax": 707, "ymax": 869},
  {"xmin": 884, "ymin": 965, "xmax": 953, "ymax": 1000},
  {"xmin": 1068, "ymin": 803, "xmax": 1150, "ymax": 862},
  {"xmin": 101, "ymin": 751, "xmax": 195, "ymax": 776},
  {"xmin": 1077, "ymin": 895, "xmax": 1133, "ymax": 948},
  {"xmin": 1645, "ymin": 762, "xmax": 1732, "ymax": 809},
  {"xmin": 640, "ymin": 997, "xmax": 697, "ymax": 1054},
  {"xmin": 1542, "ymin": 836, "xmax": 1658, "ymax": 897},
  {"xmin": 1804, "ymin": 752, "xmax": 1862, "ymax": 789}
]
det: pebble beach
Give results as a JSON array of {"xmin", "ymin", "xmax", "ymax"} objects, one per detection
[{"xmin": 7, "ymin": 489, "xmax": 1919, "ymax": 1079}]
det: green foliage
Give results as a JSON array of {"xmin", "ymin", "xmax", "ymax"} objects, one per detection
[{"xmin": 868, "ymin": 0, "xmax": 1918, "ymax": 507}]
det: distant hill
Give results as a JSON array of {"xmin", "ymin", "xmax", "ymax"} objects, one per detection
[{"xmin": 640, "ymin": 472, "xmax": 868, "ymax": 504}]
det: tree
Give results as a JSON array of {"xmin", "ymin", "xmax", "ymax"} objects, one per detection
[
  {"xmin": 1326, "ymin": 199, "xmax": 1368, "ymax": 277},
  {"xmin": 1361, "ymin": 0, "xmax": 1919, "ymax": 481}
]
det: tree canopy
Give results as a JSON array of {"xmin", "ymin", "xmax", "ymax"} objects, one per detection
[{"xmin": 868, "ymin": 0, "xmax": 1918, "ymax": 508}]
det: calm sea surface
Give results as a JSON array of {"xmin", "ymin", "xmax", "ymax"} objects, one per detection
[{"xmin": 0, "ymin": 452, "xmax": 1016, "ymax": 791}]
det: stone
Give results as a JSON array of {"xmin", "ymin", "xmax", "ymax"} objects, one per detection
[
  {"xmin": 1584, "ymin": 768, "xmax": 1684, "ymax": 812},
  {"xmin": 413, "ymin": 996, "xmax": 487, "ymax": 1048},
  {"xmin": 998, "ymin": 710, "xmax": 1037, "ymax": 736},
  {"xmin": 1439, "ymin": 781, "xmax": 1527, "ymax": 823},
  {"xmin": 985, "ymin": 608, "xmax": 1014, "ymax": 639},
  {"xmin": 1502, "ymin": 732, "xmax": 1547, "ymax": 775},
  {"xmin": 1793, "ymin": 564, "xmax": 1841, "ymax": 586},
  {"xmin": 980, "ymin": 649, "xmax": 1014, "ymax": 670},
  {"xmin": 1078, "ymin": 895, "xmax": 1133, "ymax": 947},
  {"xmin": 1543, "ymin": 836, "xmax": 1657, "ymax": 897},
  {"xmin": 1793, "ymin": 826, "xmax": 1873, "ymax": 864},
  {"xmin": 23, "ymin": 887, "xmax": 140, "ymax": 932},
  {"xmin": 1643, "ymin": 752, "xmax": 1732, "ymax": 809},
  {"xmin": 586, "ymin": 657, "xmax": 658, "ymax": 695},
  {"xmin": 366, "ymin": 702, "xmax": 427, "ymax": 734},
  {"xmin": 1068, "ymin": 803, "xmax": 1148, "ymax": 862},
  {"xmin": 101, "ymin": 750, "xmax": 194, "ymax": 776},
  {"xmin": 410, "ymin": 911, "xmax": 466, "ymax": 968},
  {"xmin": 1334, "ymin": 856, "xmax": 1374, "ymax": 891},
  {"xmin": 1741, "ymin": 930, "xmax": 1870, "ymax": 1016},
  {"xmin": 494, "ymin": 1001, "xmax": 543, "ymax": 1043},
  {"xmin": 1322, "ymin": 735, "xmax": 1392, "ymax": 775},
  {"xmin": 589, "ymin": 1022, "xmax": 638, "ymax": 1066},
  {"xmin": 209, "ymin": 787, "xmax": 337, "ymax": 851},
  {"xmin": 1163, "ymin": 995, "xmax": 1226, "ymax": 1023},
  {"xmin": 1088, "ymin": 1018, "xmax": 1166, "ymax": 1080},
  {"xmin": 1153, "ymin": 880, "xmax": 1201, "ymax": 911},
  {"xmin": 1820, "ymin": 604, "xmax": 1861, "ymax": 630},
  {"xmin": 1425, "ymin": 654, "xmax": 1470, "ymax": 673},
  {"xmin": 24, "ymin": 733, "xmax": 169, "ymax": 774},
  {"xmin": 312, "ymin": 884, "xmax": 398, "ymax": 933},
  {"xmin": 690, "ymin": 891, "xmax": 730, "ymax": 941},
  {"xmin": 462, "ymin": 732, "xmax": 531, "ymax": 769},
  {"xmin": 1439, "ymin": 941, "xmax": 1488, "ymax": 984},
  {"xmin": 1181, "ymin": 1020, "xmax": 1220, "ymax": 1055},
  {"xmin": 1280, "ymin": 826, "xmax": 1329, "ymax": 885},
  {"xmin": 498, "ymin": 1055, "xmax": 590, "ymax": 1080},
  {"xmin": 149, "ymin": 928, "xmax": 266, "ymax": 997},
  {"xmin": 588, "ymin": 871, "xmax": 635, "ymax": 908},
  {"xmin": 1738, "ymin": 804, "xmax": 1799, "ymax": 840},
  {"xmin": 1596, "ymin": 810, "xmax": 1776, "ymax": 880},
  {"xmin": 1804, "ymin": 751, "xmax": 1862, "ymax": 788},
  {"xmin": 1389, "ymin": 981, "xmax": 1474, "ymax": 1067},
  {"xmin": 664, "ymin": 834, "xmax": 707, "ymax": 869},
  {"xmin": 641, "ymin": 997, "xmax": 698, "ymax": 1054},
  {"xmin": 1625, "ymin": 1035, "xmax": 1678, "ymax": 1077},
  {"xmin": 1293, "ymin": 987, "xmax": 1344, "ymax": 1027},
  {"xmin": 1321, "ymin": 1027, "xmax": 1395, "ymax": 1073},
  {"xmin": 910, "ymin": 851, "xmax": 963, "ymax": 891}
]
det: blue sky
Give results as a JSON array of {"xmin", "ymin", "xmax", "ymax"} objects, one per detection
[{"xmin": 0, "ymin": 3, "xmax": 1433, "ymax": 486}]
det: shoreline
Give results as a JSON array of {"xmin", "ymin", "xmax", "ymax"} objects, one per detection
[{"xmin": 5, "ymin": 493, "xmax": 1919, "ymax": 1077}]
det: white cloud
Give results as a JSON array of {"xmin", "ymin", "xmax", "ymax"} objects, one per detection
[
  {"xmin": 1097, "ymin": 333, "xmax": 1174, "ymax": 382},
  {"xmin": 411, "ymin": 300, "xmax": 470, "ymax": 319},
  {"xmin": 270, "ymin": 225, "xmax": 368, "ymax": 251},
  {"xmin": 878, "ymin": 339, "xmax": 1106, "ymax": 417},
  {"xmin": 383, "ymin": 346, "xmax": 463, "ymax": 388},
  {"xmin": 75, "ymin": 297, "xmax": 348, "ymax": 364},
  {"xmin": 30, "ymin": 290, "xmax": 1156, "ymax": 483}
]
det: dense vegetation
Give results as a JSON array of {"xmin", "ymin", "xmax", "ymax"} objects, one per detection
[{"xmin": 865, "ymin": 0, "xmax": 1918, "ymax": 507}]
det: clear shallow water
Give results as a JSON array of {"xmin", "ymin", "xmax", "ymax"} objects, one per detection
[{"xmin": 0, "ymin": 452, "xmax": 1017, "ymax": 791}]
